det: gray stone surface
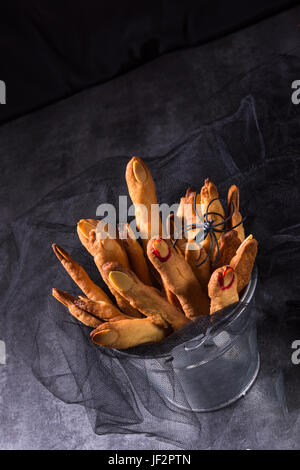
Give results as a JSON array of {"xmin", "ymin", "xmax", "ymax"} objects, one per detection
[{"xmin": 0, "ymin": 6, "xmax": 300, "ymax": 449}]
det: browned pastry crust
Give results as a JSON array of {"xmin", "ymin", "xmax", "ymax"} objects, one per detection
[
  {"xmin": 166, "ymin": 212, "xmax": 187, "ymax": 255},
  {"xmin": 76, "ymin": 219, "xmax": 99, "ymax": 255},
  {"xmin": 52, "ymin": 288, "xmax": 102, "ymax": 328},
  {"xmin": 125, "ymin": 156, "xmax": 161, "ymax": 250},
  {"xmin": 184, "ymin": 241, "xmax": 211, "ymax": 290},
  {"xmin": 52, "ymin": 243, "xmax": 112, "ymax": 303},
  {"xmin": 208, "ymin": 266, "xmax": 239, "ymax": 315},
  {"xmin": 200, "ymin": 178, "xmax": 225, "ymax": 256},
  {"xmin": 77, "ymin": 219, "xmax": 130, "ymax": 266},
  {"xmin": 126, "ymin": 157, "xmax": 177, "ymax": 304},
  {"xmin": 212, "ymin": 230, "xmax": 241, "ymax": 270},
  {"xmin": 162, "ymin": 279, "xmax": 184, "ymax": 310},
  {"xmin": 147, "ymin": 237, "xmax": 210, "ymax": 318},
  {"xmin": 227, "ymin": 185, "xmax": 245, "ymax": 242},
  {"xmin": 230, "ymin": 235, "xmax": 258, "ymax": 293},
  {"xmin": 121, "ymin": 223, "xmax": 153, "ymax": 286},
  {"xmin": 176, "ymin": 187, "xmax": 202, "ymax": 242},
  {"xmin": 77, "ymin": 220, "xmax": 141, "ymax": 317},
  {"xmin": 74, "ymin": 297, "xmax": 130, "ymax": 322},
  {"xmin": 90, "ymin": 318, "xmax": 166, "ymax": 349},
  {"xmin": 164, "ymin": 214, "xmax": 188, "ymax": 307},
  {"xmin": 200, "ymin": 178, "xmax": 225, "ymax": 234},
  {"xmin": 102, "ymin": 262, "xmax": 190, "ymax": 330},
  {"xmin": 158, "ymin": 213, "xmax": 185, "ymax": 307}
]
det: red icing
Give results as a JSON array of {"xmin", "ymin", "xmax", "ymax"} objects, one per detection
[
  {"xmin": 152, "ymin": 239, "xmax": 171, "ymax": 262},
  {"xmin": 218, "ymin": 266, "xmax": 235, "ymax": 291}
]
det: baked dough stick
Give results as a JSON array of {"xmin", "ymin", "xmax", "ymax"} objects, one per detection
[
  {"xmin": 121, "ymin": 223, "xmax": 153, "ymax": 286},
  {"xmin": 52, "ymin": 244, "xmax": 112, "ymax": 303},
  {"xmin": 77, "ymin": 219, "xmax": 142, "ymax": 318},
  {"xmin": 125, "ymin": 157, "xmax": 177, "ymax": 304},
  {"xmin": 125, "ymin": 156, "xmax": 161, "ymax": 251},
  {"xmin": 90, "ymin": 318, "xmax": 166, "ymax": 349},
  {"xmin": 52, "ymin": 288, "xmax": 102, "ymax": 328},
  {"xmin": 200, "ymin": 178, "xmax": 225, "ymax": 255},
  {"xmin": 227, "ymin": 185, "xmax": 245, "ymax": 242},
  {"xmin": 166, "ymin": 213, "xmax": 187, "ymax": 255},
  {"xmin": 208, "ymin": 266, "xmax": 239, "ymax": 315},
  {"xmin": 176, "ymin": 187, "xmax": 202, "ymax": 242},
  {"xmin": 74, "ymin": 297, "xmax": 130, "ymax": 322},
  {"xmin": 102, "ymin": 262, "xmax": 190, "ymax": 330},
  {"xmin": 52, "ymin": 287, "xmax": 129, "ymax": 323},
  {"xmin": 77, "ymin": 219, "xmax": 99, "ymax": 254},
  {"xmin": 161, "ymin": 213, "xmax": 187, "ymax": 309},
  {"xmin": 212, "ymin": 230, "xmax": 241, "ymax": 270},
  {"xmin": 147, "ymin": 237, "xmax": 210, "ymax": 318},
  {"xmin": 230, "ymin": 235, "xmax": 258, "ymax": 293},
  {"xmin": 185, "ymin": 241, "xmax": 211, "ymax": 290}
]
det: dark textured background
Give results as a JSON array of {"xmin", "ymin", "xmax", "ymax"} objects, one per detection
[
  {"xmin": 1, "ymin": 5, "xmax": 300, "ymax": 449},
  {"xmin": 0, "ymin": 0, "xmax": 298, "ymax": 124}
]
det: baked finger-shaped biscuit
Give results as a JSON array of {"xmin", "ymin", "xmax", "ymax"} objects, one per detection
[
  {"xmin": 158, "ymin": 214, "xmax": 184, "ymax": 307},
  {"xmin": 212, "ymin": 230, "xmax": 241, "ymax": 270},
  {"xmin": 176, "ymin": 187, "xmax": 202, "ymax": 242},
  {"xmin": 52, "ymin": 244, "xmax": 112, "ymax": 303},
  {"xmin": 120, "ymin": 223, "xmax": 153, "ymax": 285},
  {"xmin": 77, "ymin": 221, "xmax": 141, "ymax": 318},
  {"xmin": 200, "ymin": 178, "xmax": 225, "ymax": 255},
  {"xmin": 147, "ymin": 237, "xmax": 210, "ymax": 318},
  {"xmin": 208, "ymin": 266, "xmax": 239, "ymax": 315},
  {"xmin": 200, "ymin": 179, "xmax": 225, "ymax": 231},
  {"xmin": 230, "ymin": 235, "xmax": 258, "ymax": 293},
  {"xmin": 125, "ymin": 157, "xmax": 161, "ymax": 250},
  {"xmin": 185, "ymin": 241, "xmax": 211, "ymax": 290},
  {"xmin": 102, "ymin": 262, "xmax": 189, "ymax": 330},
  {"xmin": 77, "ymin": 219, "xmax": 99, "ymax": 255},
  {"xmin": 162, "ymin": 279, "xmax": 183, "ymax": 310},
  {"xmin": 125, "ymin": 158, "xmax": 176, "ymax": 303},
  {"xmin": 52, "ymin": 288, "xmax": 102, "ymax": 328},
  {"xmin": 227, "ymin": 185, "xmax": 245, "ymax": 242},
  {"xmin": 166, "ymin": 213, "xmax": 187, "ymax": 255},
  {"xmin": 91, "ymin": 318, "xmax": 166, "ymax": 349},
  {"xmin": 164, "ymin": 215, "xmax": 189, "ymax": 307},
  {"xmin": 77, "ymin": 219, "xmax": 129, "ymax": 265},
  {"xmin": 74, "ymin": 297, "xmax": 130, "ymax": 322}
]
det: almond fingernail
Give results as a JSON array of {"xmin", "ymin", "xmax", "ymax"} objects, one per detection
[
  {"xmin": 239, "ymin": 234, "xmax": 253, "ymax": 249},
  {"xmin": 109, "ymin": 271, "xmax": 134, "ymax": 291},
  {"xmin": 77, "ymin": 219, "xmax": 97, "ymax": 238},
  {"xmin": 133, "ymin": 159, "xmax": 147, "ymax": 183},
  {"xmin": 91, "ymin": 329, "xmax": 118, "ymax": 346},
  {"xmin": 152, "ymin": 238, "xmax": 171, "ymax": 262},
  {"xmin": 52, "ymin": 244, "xmax": 71, "ymax": 262},
  {"xmin": 52, "ymin": 288, "xmax": 74, "ymax": 307}
]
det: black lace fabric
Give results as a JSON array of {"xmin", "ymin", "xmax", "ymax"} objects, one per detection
[{"xmin": 3, "ymin": 55, "xmax": 300, "ymax": 447}]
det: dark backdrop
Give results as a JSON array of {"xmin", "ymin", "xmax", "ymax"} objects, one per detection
[
  {"xmin": 0, "ymin": 0, "xmax": 298, "ymax": 125},
  {"xmin": 0, "ymin": 3, "xmax": 300, "ymax": 450}
]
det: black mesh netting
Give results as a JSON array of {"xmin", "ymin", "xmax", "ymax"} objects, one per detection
[{"xmin": 3, "ymin": 55, "xmax": 300, "ymax": 447}]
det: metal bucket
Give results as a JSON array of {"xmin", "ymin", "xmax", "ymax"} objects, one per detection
[
  {"xmin": 117, "ymin": 268, "xmax": 259, "ymax": 413},
  {"xmin": 164, "ymin": 267, "xmax": 259, "ymax": 411}
]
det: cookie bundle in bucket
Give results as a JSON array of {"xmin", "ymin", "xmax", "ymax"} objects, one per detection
[{"xmin": 52, "ymin": 157, "xmax": 257, "ymax": 349}]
